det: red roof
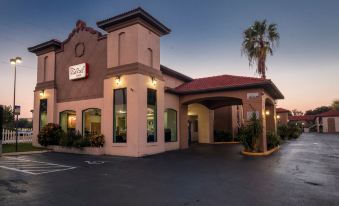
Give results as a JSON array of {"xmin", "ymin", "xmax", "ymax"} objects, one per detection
[
  {"xmin": 174, "ymin": 74, "xmax": 284, "ymax": 99},
  {"xmin": 289, "ymin": 115, "xmax": 315, "ymax": 121},
  {"xmin": 317, "ymin": 110, "xmax": 339, "ymax": 117},
  {"xmin": 276, "ymin": 108, "xmax": 290, "ymax": 113}
]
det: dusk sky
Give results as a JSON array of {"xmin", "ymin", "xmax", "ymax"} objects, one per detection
[{"xmin": 0, "ymin": 0, "xmax": 338, "ymax": 118}]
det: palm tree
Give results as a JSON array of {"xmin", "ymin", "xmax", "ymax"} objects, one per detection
[{"xmin": 241, "ymin": 20, "xmax": 279, "ymax": 79}]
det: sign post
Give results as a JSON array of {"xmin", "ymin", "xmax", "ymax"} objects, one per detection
[
  {"xmin": 14, "ymin": 105, "xmax": 20, "ymax": 152},
  {"xmin": 0, "ymin": 105, "xmax": 3, "ymax": 156}
]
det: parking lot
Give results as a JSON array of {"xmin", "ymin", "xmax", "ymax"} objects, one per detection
[{"xmin": 1, "ymin": 133, "xmax": 339, "ymax": 206}]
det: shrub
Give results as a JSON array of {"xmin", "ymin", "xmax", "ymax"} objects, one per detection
[
  {"xmin": 89, "ymin": 134, "xmax": 105, "ymax": 147},
  {"xmin": 73, "ymin": 136, "xmax": 91, "ymax": 148},
  {"xmin": 267, "ymin": 132, "xmax": 280, "ymax": 150},
  {"xmin": 38, "ymin": 123, "xmax": 65, "ymax": 146},
  {"xmin": 238, "ymin": 113, "xmax": 262, "ymax": 152},
  {"xmin": 277, "ymin": 125, "xmax": 288, "ymax": 140},
  {"xmin": 287, "ymin": 123, "xmax": 302, "ymax": 139}
]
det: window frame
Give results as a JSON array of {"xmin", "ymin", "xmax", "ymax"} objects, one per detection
[
  {"xmin": 164, "ymin": 108, "xmax": 178, "ymax": 143},
  {"xmin": 59, "ymin": 110, "xmax": 76, "ymax": 133},
  {"xmin": 82, "ymin": 108, "xmax": 102, "ymax": 136},
  {"xmin": 147, "ymin": 88, "xmax": 157, "ymax": 143},
  {"xmin": 113, "ymin": 88, "xmax": 127, "ymax": 143}
]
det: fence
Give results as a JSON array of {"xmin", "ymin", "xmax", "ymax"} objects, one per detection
[{"xmin": 2, "ymin": 129, "xmax": 33, "ymax": 144}]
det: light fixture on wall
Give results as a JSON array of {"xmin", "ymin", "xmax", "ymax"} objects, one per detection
[
  {"xmin": 39, "ymin": 90, "xmax": 45, "ymax": 98},
  {"xmin": 151, "ymin": 77, "xmax": 157, "ymax": 85},
  {"xmin": 276, "ymin": 115, "xmax": 280, "ymax": 119},
  {"xmin": 265, "ymin": 110, "xmax": 270, "ymax": 115},
  {"xmin": 115, "ymin": 76, "xmax": 121, "ymax": 85}
]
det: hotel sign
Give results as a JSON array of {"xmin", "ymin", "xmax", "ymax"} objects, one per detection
[{"xmin": 69, "ymin": 63, "xmax": 88, "ymax": 80}]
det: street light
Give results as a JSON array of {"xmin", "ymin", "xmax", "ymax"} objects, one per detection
[{"xmin": 10, "ymin": 57, "xmax": 21, "ymax": 152}]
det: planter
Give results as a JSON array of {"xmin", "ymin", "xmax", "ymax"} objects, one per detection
[
  {"xmin": 241, "ymin": 146, "xmax": 279, "ymax": 156},
  {"xmin": 47, "ymin": 145, "xmax": 104, "ymax": 155}
]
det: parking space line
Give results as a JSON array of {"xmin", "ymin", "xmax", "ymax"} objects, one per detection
[{"xmin": 0, "ymin": 157, "xmax": 76, "ymax": 175}]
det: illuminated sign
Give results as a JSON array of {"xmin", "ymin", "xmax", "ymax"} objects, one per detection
[{"xmin": 69, "ymin": 63, "xmax": 88, "ymax": 80}]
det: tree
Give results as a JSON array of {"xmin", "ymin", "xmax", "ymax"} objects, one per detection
[
  {"xmin": 332, "ymin": 99, "xmax": 339, "ymax": 110},
  {"xmin": 292, "ymin": 109, "xmax": 303, "ymax": 116},
  {"xmin": 2, "ymin": 105, "xmax": 14, "ymax": 129},
  {"xmin": 17, "ymin": 118, "xmax": 33, "ymax": 129},
  {"xmin": 242, "ymin": 20, "xmax": 280, "ymax": 79},
  {"xmin": 305, "ymin": 106, "xmax": 332, "ymax": 115}
]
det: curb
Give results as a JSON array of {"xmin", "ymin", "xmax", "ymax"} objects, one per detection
[
  {"xmin": 241, "ymin": 146, "xmax": 280, "ymax": 156},
  {"xmin": 213, "ymin": 141, "xmax": 240, "ymax": 144},
  {"xmin": 1, "ymin": 150, "xmax": 50, "ymax": 156}
]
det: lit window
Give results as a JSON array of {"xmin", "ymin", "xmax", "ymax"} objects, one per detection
[
  {"xmin": 113, "ymin": 88, "xmax": 127, "ymax": 143},
  {"xmin": 164, "ymin": 109, "xmax": 177, "ymax": 142},
  {"xmin": 59, "ymin": 110, "xmax": 76, "ymax": 133},
  {"xmin": 83, "ymin": 109, "xmax": 101, "ymax": 136},
  {"xmin": 39, "ymin": 99, "xmax": 48, "ymax": 130},
  {"xmin": 147, "ymin": 89, "xmax": 157, "ymax": 142}
]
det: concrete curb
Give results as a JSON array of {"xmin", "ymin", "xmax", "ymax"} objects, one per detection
[
  {"xmin": 241, "ymin": 146, "xmax": 280, "ymax": 156},
  {"xmin": 2, "ymin": 150, "xmax": 50, "ymax": 156},
  {"xmin": 213, "ymin": 141, "xmax": 240, "ymax": 144}
]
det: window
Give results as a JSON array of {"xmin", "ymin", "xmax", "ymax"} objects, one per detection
[
  {"xmin": 147, "ymin": 89, "xmax": 157, "ymax": 142},
  {"xmin": 59, "ymin": 110, "xmax": 76, "ymax": 133},
  {"xmin": 164, "ymin": 109, "xmax": 177, "ymax": 142},
  {"xmin": 113, "ymin": 88, "xmax": 127, "ymax": 143},
  {"xmin": 39, "ymin": 99, "xmax": 48, "ymax": 131},
  {"xmin": 118, "ymin": 32, "xmax": 125, "ymax": 66},
  {"xmin": 83, "ymin": 109, "xmax": 101, "ymax": 136}
]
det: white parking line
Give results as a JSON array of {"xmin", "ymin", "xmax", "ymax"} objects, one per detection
[{"xmin": 0, "ymin": 157, "xmax": 76, "ymax": 175}]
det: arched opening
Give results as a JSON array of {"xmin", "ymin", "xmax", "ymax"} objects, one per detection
[
  {"xmin": 82, "ymin": 108, "xmax": 101, "ymax": 136},
  {"xmin": 59, "ymin": 110, "xmax": 76, "ymax": 133},
  {"xmin": 265, "ymin": 98, "xmax": 276, "ymax": 134},
  {"xmin": 118, "ymin": 32, "xmax": 126, "ymax": 66},
  {"xmin": 184, "ymin": 96, "xmax": 243, "ymax": 145}
]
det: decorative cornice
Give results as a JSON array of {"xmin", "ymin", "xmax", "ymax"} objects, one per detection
[
  {"xmin": 34, "ymin": 80, "xmax": 56, "ymax": 91},
  {"xmin": 105, "ymin": 63, "xmax": 164, "ymax": 80}
]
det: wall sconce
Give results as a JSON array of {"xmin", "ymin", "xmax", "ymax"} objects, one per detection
[
  {"xmin": 115, "ymin": 76, "xmax": 121, "ymax": 85},
  {"xmin": 151, "ymin": 77, "xmax": 157, "ymax": 86},
  {"xmin": 265, "ymin": 110, "xmax": 270, "ymax": 115},
  {"xmin": 276, "ymin": 115, "xmax": 280, "ymax": 119},
  {"xmin": 39, "ymin": 90, "xmax": 45, "ymax": 98}
]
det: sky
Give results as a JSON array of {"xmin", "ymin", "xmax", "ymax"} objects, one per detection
[{"xmin": 0, "ymin": 0, "xmax": 338, "ymax": 118}]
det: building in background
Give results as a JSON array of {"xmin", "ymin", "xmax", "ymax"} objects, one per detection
[
  {"xmin": 276, "ymin": 108, "xmax": 290, "ymax": 125},
  {"xmin": 316, "ymin": 110, "xmax": 339, "ymax": 133}
]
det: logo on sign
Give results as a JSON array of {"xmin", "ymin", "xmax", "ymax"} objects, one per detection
[{"xmin": 69, "ymin": 63, "xmax": 88, "ymax": 80}]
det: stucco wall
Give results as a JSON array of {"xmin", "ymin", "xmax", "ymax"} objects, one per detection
[
  {"xmin": 322, "ymin": 117, "xmax": 339, "ymax": 133},
  {"xmin": 188, "ymin": 103, "xmax": 213, "ymax": 143},
  {"xmin": 164, "ymin": 93, "xmax": 180, "ymax": 151},
  {"xmin": 37, "ymin": 51, "xmax": 55, "ymax": 83},
  {"xmin": 103, "ymin": 74, "xmax": 165, "ymax": 157},
  {"xmin": 163, "ymin": 74, "xmax": 186, "ymax": 89},
  {"xmin": 107, "ymin": 24, "xmax": 160, "ymax": 69},
  {"xmin": 214, "ymin": 106, "xmax": 233, "ymax": 133},
  {"xmin": 277, "ymin": 112, "xmax": 289, "ymax": 125}
]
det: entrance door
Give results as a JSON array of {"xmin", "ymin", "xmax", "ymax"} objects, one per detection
[{"xmin": 327, "ymin": 118, "xmax": 335, "ymax": 133}]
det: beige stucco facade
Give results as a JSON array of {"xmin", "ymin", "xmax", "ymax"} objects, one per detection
[{"xmin": 29, "ymin": 8, "xmax": 283, "ymax": 156}]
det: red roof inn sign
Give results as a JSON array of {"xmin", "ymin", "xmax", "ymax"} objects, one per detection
[{"xmin": 69, "ymin": 63, "xmax": 89, "ymax": 80}]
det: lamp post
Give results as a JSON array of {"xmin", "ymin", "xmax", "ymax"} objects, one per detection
[{"xmin": 10, "ymin": 57, "xmax": 21, "ymax": 152}]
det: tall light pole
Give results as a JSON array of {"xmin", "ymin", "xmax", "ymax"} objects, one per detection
[{"xmin": 10, "ymin": 57, "xmax": 22, "ymax": 152}]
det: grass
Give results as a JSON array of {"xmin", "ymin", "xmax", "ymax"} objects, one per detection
[{"xmin": 2, "ymin": 143, "xmax": 45, "ymax": 153}]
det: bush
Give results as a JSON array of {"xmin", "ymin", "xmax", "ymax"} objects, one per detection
[
  {"xmin": 267, "ymin": 132, "xmax": 280, "ymax": 150},
  {"xmin": 89, "ymin": 134, "xmax": 105, "ymax": 147},
  {"xmin": 214, "ymin": 130, "xmax": 233, "ymax": 142},
  {"xmin": 238, "ymin": 113, "xmax": 262, "ymax": 152},
  {"xmin": 59, "ymin": 130, "xmax": 82, "ymax": 147},
  {"xmin": 287, "ymin": 123, "xmax": 302, "ymax": 139},
  {"xmin": 277, "ymin": 125, "xmax": 288, "ymax": 140},
  {"xmin": 38, "ymin": 123, "xmax": 65, "ymax": 146}
]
